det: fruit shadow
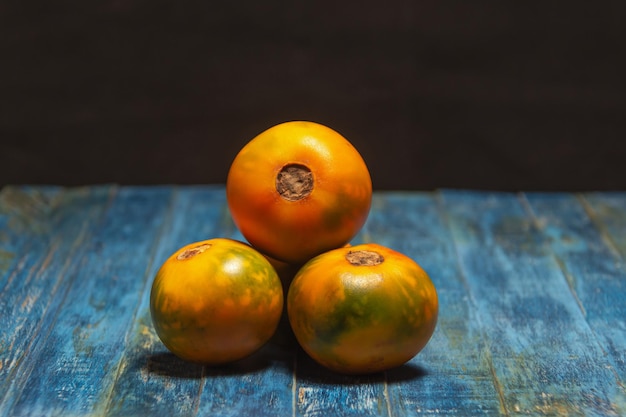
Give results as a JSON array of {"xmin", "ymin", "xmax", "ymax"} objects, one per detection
[
  {"xmin": 144, "ymin": 345, "xmax": 426, "ymax": 385},
  {"xmin": 144, "ymin": 340, "xmax": 296, "ymax": 380},
  {"xmin": 143, "ymin": 315, "xmax": 427, "ymax": 384},
  {"xmin": 293, "ymin": 345, "xmax": 429, "ymax": 386},
  {"xmin": 142, "ymin": 310, "xmax": 300, "ymax": 379},
  {"xmin": 144, "ymin": 352, "xmax": 204, "ymax": 379}
]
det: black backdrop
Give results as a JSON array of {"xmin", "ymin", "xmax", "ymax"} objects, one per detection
[{"xmin": 1, "ymin": 2, "xmax": 624, "ymax": 190}]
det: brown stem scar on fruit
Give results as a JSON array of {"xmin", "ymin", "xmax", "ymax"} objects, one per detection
[
  {"xmin": 276, "ymin": 164, "xmax": 313, "ymax": 201},
  {"xmin": 346, "ymin": 250, "xmax": 384, "ymax": 266},
  {"xmin": 177, "ymin": 243, "xmax": 212, "ymax": 260}
]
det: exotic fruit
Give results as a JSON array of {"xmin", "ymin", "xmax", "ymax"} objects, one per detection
[
  {"xmin": 150, "ymin": 238, "xmax": 283, "ymax": 364},
  {"xmin": 226, "ymin": 121, "xmax": 372, "ymax": 264},
  {"xmin": 287, "ymin": 243, "xmax": 438, "ymax": 374}
]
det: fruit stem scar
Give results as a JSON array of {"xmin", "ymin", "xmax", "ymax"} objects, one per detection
[
  {"xmin": 177, "ymin": 243, "xmax": 212, "ymax": 260},
  {"xmin": 276, "ymin": 163, "xmax": 313, "ymax": 201},
  {"xmin": 345, "ymin": 250, "xmax": 384, "ymax": 266}
]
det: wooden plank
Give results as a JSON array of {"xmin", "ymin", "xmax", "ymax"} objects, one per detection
[
  {"xmin": 441, "ymin": 190, "xmax": 624, "ymax": 416},
  {"xmin": 1, "ymin": 187, "xmax": 623, "ymax": 416},
  {"xmin": 364, "ymin": 192, "xmax": 503, "ymax": 416},
  {"xmin": 103, "ymin": 186, "xmax": 231, "ymax": 417},
  {"xmin": 0, "ymin": 186, "xmax": 62, "ymax": 290},
  {"xmin": 284, "ymin": 194, "xmax": 395, "ymax": 417},
  {"xmin": 581, "ymin": 193, "xmax": 626, "ymax": 258},
  {"xmin": 2, "ymin": 185, "xmax": 299, "ymax": 417},
  {"xmin": 196, "ymin": 343, "xmax": 296, "ymax": 417},
  {"xmin": 294, "ymin": 356, "xmax": 388, "ymax": 417},
  {"xmin": 195, "ymin": 193, "xmax": 296, "ymax": 417},
  {"xmin": 103, "ymin": 186, "xmax": 296, "ymax": 417},
  {"xmin": 2, "ymin": 187, "xmax": 174, "ymax": 417},
  {"xmin": 524, "ymin": 193, "xmax": 626, "ymax": 397},
  {"xmin": 0, "ymin": 186, "xmax": 114, "ymax": 414},
  {"xmin": 201, "ymin": 193, "xmax": 391, "ymax": 417}
]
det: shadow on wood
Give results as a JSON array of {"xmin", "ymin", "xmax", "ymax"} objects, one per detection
[
  {"xmin": 386, "ymin": 362, "xmax": 430, "ymax": 385},
  {"xmin": 295, "ymin": 348, "xmax": 429, "ymax": 386},
  {"xmin": 144, "ymin": 352, "xmax": 204, "ymax": 379},
  {"xmin": 144, "ymin": 340, "xmax": 296, "ymax": 379}
]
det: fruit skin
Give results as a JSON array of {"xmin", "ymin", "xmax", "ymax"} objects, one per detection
[
  {"xmin": 150, "ymin": 238, "xmax": 283, "ymax": 364},
  {"xmin": 287, "ymin": 243, "xmax": 438, "ymax": 374},
  {"xmin": 226, "ymin": 120, "xmax": 372, "ymax": 264}
]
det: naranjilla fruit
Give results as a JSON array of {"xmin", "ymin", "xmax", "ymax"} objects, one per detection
[
  {"xmin": 148, "ymin": 120, "xmax": 438, "ymax": 375},
  {"xmin": 287, "ymin": 243, "xmax": 439, "ymax": 374},
  {"xmin": 150, "ymin": 238, "xmax": 283, "ymax": 364},
  {"xmin": 226, "ymin": 121, "xmax": 372, "ymax": 264}
]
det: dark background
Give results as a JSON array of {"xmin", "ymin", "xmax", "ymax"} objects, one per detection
[{"xmin": 1, "ymin": 2, "xmax": 624, "ymax": 191}]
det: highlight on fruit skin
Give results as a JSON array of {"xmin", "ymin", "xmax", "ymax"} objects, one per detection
[
  {"xmin": 287, "ymin": 243, "xmax": 439, "ymax": 375},
  {"xmin": 226, "ymin": 120, "xmax": 372, "ymax": 264},
  {"xmin": 149, "ymin": 238, "xmax": 284, "ymax": 365}
]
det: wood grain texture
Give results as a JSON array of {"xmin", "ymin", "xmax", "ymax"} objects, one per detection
[
  {"xmin": 582, "ymin": 193, "xmax": 626, "ymax": 258},
  {"xmin": 1, "ymin": 186, "xmax": 625, "ymax": 417},
  {"xmin": 365, "ymin": 193, "xmax": 503, "ymax": 416},
  {"xmin": 2, "ymin": 186, "xmax": 173, "ymax": 417},
  {"xmin": 189, "ymin": 189, "xmax": 296, "ymax": 417},
  {"xmin": 441, "ymin": 190, "xmax": 624, "ymax": 416},
  {"xmin": 525, "ymin": 193, "xmax": 626, "ymax": 401},
  {"xmin": 0, "ymin": 186, "xmax": 62, "ymax": 293},
  {"xmin": 0, "ymin": 186, "xmax": 114, "ymax": 416},
  {"xmin": 103, "ymin": 187, "xmax": 225, "ymax": 417}
]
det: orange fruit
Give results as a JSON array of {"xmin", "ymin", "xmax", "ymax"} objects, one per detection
[
  {"xmin": 226, "ymin": 121, "xmax": 372, "ymax": 264},
  {"xmin": 287, "ymin": 243, "xmax": 438, "ymax": 374},
  {"xmin": 150, "ymin": 238, "xmax": 283, "ymax": 364}
]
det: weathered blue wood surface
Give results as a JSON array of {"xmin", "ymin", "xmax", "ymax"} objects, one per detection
[{"xmin": 1, "ymin": 186, "xmax": 625, "ymax": 417}]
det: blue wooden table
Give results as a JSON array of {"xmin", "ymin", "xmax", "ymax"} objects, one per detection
[{"xmin": 1, "ymin": 185, "xmax": 625, "ymax": 416}]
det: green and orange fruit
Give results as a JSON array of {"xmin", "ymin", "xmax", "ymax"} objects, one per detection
[
  {"xmin": 226, "ymin": 121, "xmax": 372, "ymax": 264},
  {"xmin": 150, "ymin": 238, "xmax": 283, "ymax": 364},
  {"xmin": 287, "ymin": 243, "xmax": 438, "ymax": 374}
]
